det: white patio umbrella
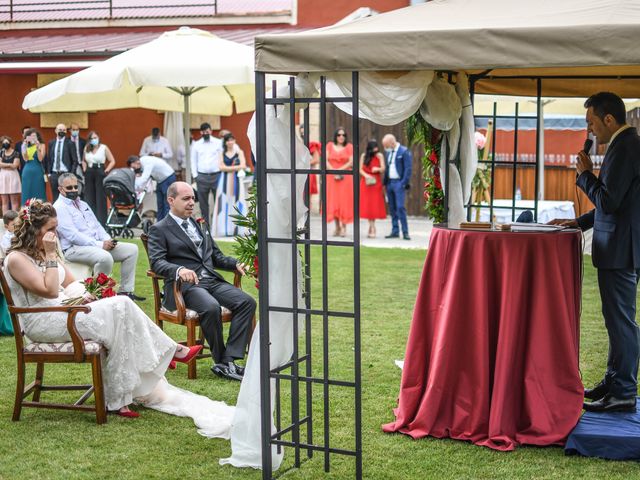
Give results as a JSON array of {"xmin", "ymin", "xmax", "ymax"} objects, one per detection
[{"xmin": 22, "ymin": 27, "xmax": 255, "ymax": 181}]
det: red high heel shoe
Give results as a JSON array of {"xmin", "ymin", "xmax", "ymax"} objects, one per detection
[
  {"xmin": 173, "ymin": 345, "xmax": 203, "ymax": 364},
  {"xmin": 168, "ymin": 360, "xmax": 177, "ymax": 370},
  {"xmin": 110, "ymin": 409, "xmax": 140, "ymax": 418}
]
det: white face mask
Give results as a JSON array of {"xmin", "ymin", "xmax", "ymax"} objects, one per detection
[{"xmin": 385, "ymin": 148, "xmax": 393, "ymax": 153}]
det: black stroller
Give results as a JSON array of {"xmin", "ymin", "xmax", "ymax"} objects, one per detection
[{"xmin": 103, "ymin": 168, "xmax": 153, "ymax": 238}]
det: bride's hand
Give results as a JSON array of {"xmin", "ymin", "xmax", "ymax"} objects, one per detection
[
  {"xmin": 81, "ymin": 292, "xmax": 97, "ymax": 304},
  {"xmin": 42, "ymin": 232, "xmax": 58, "ymax": 257}
]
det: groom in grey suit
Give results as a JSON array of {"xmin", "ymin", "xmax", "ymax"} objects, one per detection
[{"xmin": 147, "ymin": 181, "xmax": 256, "ymax": 381}]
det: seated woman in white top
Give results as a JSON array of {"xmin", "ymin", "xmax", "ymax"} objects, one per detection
[{"xmin": 3, "ymin": 199, "xmax": 202, "ymax": 417}]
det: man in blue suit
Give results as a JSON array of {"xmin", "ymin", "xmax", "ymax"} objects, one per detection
[
  {"xmin": 382, "ymin": 134, "xmax": 412, "ymax": 240},
  {"xmin": 552, "ymin": 92, "xmax": 640, "ymax": 412}
]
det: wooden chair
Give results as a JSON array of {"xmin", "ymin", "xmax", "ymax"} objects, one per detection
[
  {"xmin": 140, "ymin": 233, "xmax": 255, "ymax": 379},
  {"xmin": 0, "ymin": 269, "xmax": 107, "ymax": 425}
]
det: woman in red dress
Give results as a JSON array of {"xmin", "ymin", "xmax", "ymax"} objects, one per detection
[
  {"xmin": 326, "ymin": 127, "xmax": 353, "ymax": 237},
  {"xmin": 359, "ymin": 139, "xmax": 387, "ymax": 238}
]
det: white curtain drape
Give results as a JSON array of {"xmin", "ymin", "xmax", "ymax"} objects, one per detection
[
  {"xmin": 163, "ymin": 111, "xmax": 186, "ymax": 171},
  {"xmin": 220, "ymin": 76, "xmax": 313, "ymax": 472}
]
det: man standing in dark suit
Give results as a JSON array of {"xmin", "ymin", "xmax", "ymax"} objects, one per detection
[
  {"xmin": 69, "ymin": 123, "xmax": 87, "ymax": 198},
  {"xmin": 46, "ymin": 123, "xmax": 78, "ymax": 201},
  {"xmin": 147, "ymin": 181, "xmax": 256, "ymax": 381},
  {"xmin": 551, "ymin": 92, "xmax": 640, "ymax": 412},
  {"xmin": 382, "ymin": 134, "xmax": 412, "ymax": 240}
]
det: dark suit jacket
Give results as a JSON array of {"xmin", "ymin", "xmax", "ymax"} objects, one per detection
[
  {"xmin": 577, "ymin": 127, "xmax": 640, "ymax": 269},
  {"xmin": 147, "ymin": 215, "xmax": 238, "ymax": 310},
  {"xmin": 383, "ymin": 144, "xmax": 412, "ymax": 187},
  {"xmin": 46, "ymin": 137, "xmax": 78, "ymax": 174}
]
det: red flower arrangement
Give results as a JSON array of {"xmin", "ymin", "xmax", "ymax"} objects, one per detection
[{"xmin": 63, "ymin": 272, "xmax": 118, "ymax": 305}]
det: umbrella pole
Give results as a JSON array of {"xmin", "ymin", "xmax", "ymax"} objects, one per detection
[{"xmin": 183, "ymin": 91, "xmax": 192, "ymax": 184}]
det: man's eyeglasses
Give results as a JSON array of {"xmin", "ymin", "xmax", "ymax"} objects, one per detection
[{"xmin": 64, "ymin": 185, "xmax": 79, "ymax": 191}]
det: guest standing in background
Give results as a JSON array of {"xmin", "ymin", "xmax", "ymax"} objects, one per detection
[
  {"xmin": 46, "ymin": 124, "xmax": 78, "ymax": 202},
  {"xmin": 382, "ymin": 134, "xmax": 412, "ymax": 241},
  {"xmin": 326, "ymin": 127, "xmax": 353, "ymax": 237},
  {"xmin": 69, "ymin": 123, "xmax": 86, "ymax": 198},
  {"xmin": 15, "ymin": 126, "xmax": 31, "ymax": 171},
  {"xmin": 82, "ymin": 131, "xmax": 115, "ymax": 225},
  {"xmin": 212, "ymin": 133, "xmax": 247, "ymax": 237},
  {"xmin": 191, "ymin": 122, "xmax": 223, "ymax": 226},
  {"xmin": 20, "ymin": 128, "xmax": 47, "ymax": 204},
  {"xmin": 299, "ymin": 124, "xmax": 320, "ymax": 204},
  {"xmin": 128, "ymin": 155, "xmax": 176, "ymax": 221},
  {"xmin": 0, "ymin": 136, "xmax": 22, "ymax": 212},
  {"xmin": 359, "ymin": 139, "xmax": 387, "ymax": 238},
  {"xmin": 139, "ymin": 127, "xmax": 173, "ymax": 162}
]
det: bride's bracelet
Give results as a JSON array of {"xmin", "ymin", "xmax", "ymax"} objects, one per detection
[{"xmin": 45, "ymin": 260, "xmax": 58, "ymax": 269}]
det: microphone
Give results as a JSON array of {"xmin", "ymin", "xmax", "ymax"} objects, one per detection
[{"xmin": 583, "ymin": 138, "xmax": 593, "ymax": 155}]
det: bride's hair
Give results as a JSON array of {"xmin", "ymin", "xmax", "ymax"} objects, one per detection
[{"xmin": 10, "ymin": 199, "xmax": 57, "ymax": 260}]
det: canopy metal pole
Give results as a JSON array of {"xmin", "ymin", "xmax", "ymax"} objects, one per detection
[{"xmin": 183, "ymin": 89, "xmax": 192, "ymax": 183}]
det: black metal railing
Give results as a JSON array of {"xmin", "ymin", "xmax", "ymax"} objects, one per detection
[{"xmin": 0, "ymin": 1, "xmax": 217, "ymax": 22}]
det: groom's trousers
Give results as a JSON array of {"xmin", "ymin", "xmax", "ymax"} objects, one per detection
[{"xmin": 182, "ymin": 277, "xmax": 256, "ymax": 364}]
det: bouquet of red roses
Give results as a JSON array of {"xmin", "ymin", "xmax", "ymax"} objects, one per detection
[{"xmin": 62, "ymin": 272, "xmax": 118, "ymax": 305}]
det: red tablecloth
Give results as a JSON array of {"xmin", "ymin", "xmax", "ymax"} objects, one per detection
[{"xmin": 383, "ymin": 226, "xmax": 584, "ymax": 450}]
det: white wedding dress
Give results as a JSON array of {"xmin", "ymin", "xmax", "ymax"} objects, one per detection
[{"xmin": 4, "ymin": 251, "xmax": 235, "ymax": 436}]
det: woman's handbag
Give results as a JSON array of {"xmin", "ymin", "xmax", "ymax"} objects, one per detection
[{"xmin": 365, "ymin": 176, "xmax": 377, "ymax": 186}]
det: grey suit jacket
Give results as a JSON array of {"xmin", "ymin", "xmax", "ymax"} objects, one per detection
[
  {"xmin": 577, "ymin": 127, "xmax": 640, "ymax": 269},
  {"xmin": 147, "ymin": 215, "xmax": 238, "ymax": 309}
]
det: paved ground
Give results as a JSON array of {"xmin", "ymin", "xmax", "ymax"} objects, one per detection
[{"xmin": 211, "ymin": 213, "xmax": 434, "ymax": 249}]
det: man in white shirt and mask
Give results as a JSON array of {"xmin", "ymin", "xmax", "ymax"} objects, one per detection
[
  {"xmin": 128, "ymin": 155, "xmax": 176, "ymax": 221},
  {"xmin": 190, "ymin": 122, "xmax": 222, "ymax": 225},
  {"xmin": 54, "ymin": 172, "xmax": 145, "ymax": 301}
]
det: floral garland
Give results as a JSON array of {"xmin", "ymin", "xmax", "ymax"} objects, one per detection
[{"xmin": 406, "ymin": 112, "xmax": 444, "ymax": 223}]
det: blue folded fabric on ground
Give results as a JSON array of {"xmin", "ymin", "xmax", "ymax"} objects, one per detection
[{"xmin": 565, "ymin": 399, "xmax": 640, "ymax": 461}]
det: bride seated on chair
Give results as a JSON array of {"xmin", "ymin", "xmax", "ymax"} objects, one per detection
[{"xmin": 3, "ymin": 199, "xmax": 202, "ymax": 418}]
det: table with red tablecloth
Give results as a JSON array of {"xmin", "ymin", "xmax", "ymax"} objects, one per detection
[{"xmin": 383, "ymin": 226, "xmax": 584, "ymax": 451}]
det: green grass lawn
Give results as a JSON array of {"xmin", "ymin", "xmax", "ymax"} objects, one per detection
[{"xmin": 0, "ymin": 240, "xmax": 637, "ymax": 479}]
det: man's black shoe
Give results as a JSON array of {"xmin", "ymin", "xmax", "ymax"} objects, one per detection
[
  {"xmin": 403, "ymin": 234, "xmax": 411, "ymax": 240},
  {"xmin": 584, "ymin": 379, "xmax": 610, "ymax": 401},
  {"xmin": 118, "ymin": 292, "xmax": 147, "ymax": 302},
  {"xmin": 583, "ymin": 394, "xmax": 636, "ymax": 413},
  {"xmin": 385, "ymin": 233, "xmax": 399, "ymax": 239},
  {"xmin": 211, "ymin": 362, "xmax": 243, "ymax": 381}
]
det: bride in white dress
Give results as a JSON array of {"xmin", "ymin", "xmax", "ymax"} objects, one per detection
[{"xmin": 3, "ymin": 199, "xmax": 213, "ymax": 418}]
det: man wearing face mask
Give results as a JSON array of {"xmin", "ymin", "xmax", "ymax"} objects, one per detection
[
  {"xmin": 69, "ymin": 123, "xmax": 86, "ymax": 198},
  {"xmin": 127, "ymin": 155, "xmax": 176, "ymax": 221},
  {"xmin": 54, "ymin": 172, "xmax": 145, "ymax": 302},
  {"xmin": 190, "ymin": 122, "xmax": 223, "ymax": 225},
  {"xmin": 139, "ymin": 127, "xmax": 173, "ymax": 162},
  {"xmin": 46, "ymin": 123, "xmax": 78, "ymax": 201}
]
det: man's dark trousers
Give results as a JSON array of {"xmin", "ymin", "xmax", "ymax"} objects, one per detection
[
  {"xmin": 387, "ymin": 179, "xmax": 408, "ymax": 236},
  {"xmin": 598, "ymin": 268, "xmax": 640, "ymax": 399},
  {"xmin": 182, "ymin": 276, "xmax": 255, "ymax": 364}
]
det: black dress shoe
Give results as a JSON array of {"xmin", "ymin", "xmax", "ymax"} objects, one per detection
[
  {"xmin": 583, "ymin": 394, "xmax": 636, "ymax": 413},
  {"xmin": 403, "ymin": 234, "xmax": 411, "ymax": 240},
  {"xmin": 584, "ymin": 379, "xmax": 610, "ymax": 401},
  {"xmin": 211, "ymin": 362, "xmax": 243, "ymax": 381},
  {"xmin": 118, "ymin": 292, "xmax": 147, "ymax": 302},
  {"xmin": 385, "ymin": 233, "xmax": 399, "ymax": 239}
]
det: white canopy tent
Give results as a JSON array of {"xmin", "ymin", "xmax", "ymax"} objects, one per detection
[
  {"xmin": 22, "ymin": 27, "xmax": 256, "ymax": 181},
  {"xmin": 236, "ymin": 1, "xmax": 640, "ymax": 476}
]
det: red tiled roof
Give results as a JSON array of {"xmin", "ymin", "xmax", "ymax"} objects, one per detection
[
  {"xmin": 0, "ymin": 1, "xmax": 292, "ymax": 22},
  {"xmin": 0, "ymin": 26, "xmax": 305, "ymax": 57}
]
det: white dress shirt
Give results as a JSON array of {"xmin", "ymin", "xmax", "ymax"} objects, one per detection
[
  {"xmin": 190, "ymin": 137, "xmax": 223, "ymax": 178},
  {"xmin": 54, "ymin": 195, "xmax": 110, "ymax": 251},
  {"xmin": 139, "ymin": 135, "xmax": 173, "ymax": 161},
  {"xmin": 135, "ymin": 155, "xmax": 175, "ymax": 191},
  {"xmin": 387, "ymin": 145, "xmax": 400, "ymax": 180},
  {"xmin": 52, "ymin": 138, "xmax": 69, "ymax": 173}
]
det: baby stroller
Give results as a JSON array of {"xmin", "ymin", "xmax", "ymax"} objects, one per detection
[{"xmin": 103, "ymin": 168, "xmax": 153, "ymax": 238}]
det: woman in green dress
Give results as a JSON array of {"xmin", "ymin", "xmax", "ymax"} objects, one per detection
[{"xmin": 20, "ymin": 128, "xmax": 47, "ymax": 204}]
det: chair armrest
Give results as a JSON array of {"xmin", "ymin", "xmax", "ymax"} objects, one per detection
[
  {"xmin": 233, "ymin": 271, "xmax": 242, "ymax": 288},
  {"xmin": 9, "ymin": 304, "xmax": 92, "ymax": 362},
  {"xmin": 146, "ymin": 269, "xmax": 163, "ymax": 279}
]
